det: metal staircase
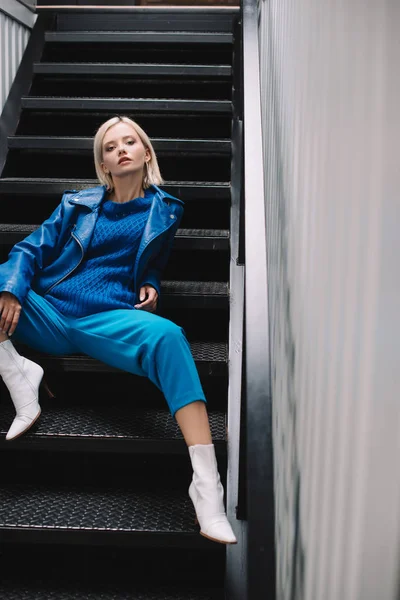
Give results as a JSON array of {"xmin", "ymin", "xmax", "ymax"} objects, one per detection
[{"xmin": 0, "ymin": 6, "xmax": 241, "ymax": 599}]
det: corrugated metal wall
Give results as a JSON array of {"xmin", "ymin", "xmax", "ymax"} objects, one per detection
[
  {"xmin": 257, "ymin": 0, "xmax": 400, "ymax": 599},
  {"xmin": 0, "ymin": 9, "xmax": 31, "ymax": 112}
]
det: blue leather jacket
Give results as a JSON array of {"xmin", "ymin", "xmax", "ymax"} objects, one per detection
[{"xmin": 0, "ymin": 184, "xmax": 184, "ymax": 308}]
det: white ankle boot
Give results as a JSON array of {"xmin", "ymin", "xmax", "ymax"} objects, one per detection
[
  {"xmin": 188, "ymin": 443, "xmax": 237, "ymax": 545},
  {"xmin": 0, "ymin": 339, "xmax": 44, "ymax": 441}
]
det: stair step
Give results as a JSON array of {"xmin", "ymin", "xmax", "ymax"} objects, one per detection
[
  {"xmin": 44, "ymin": 31, "xmax": 233, "ymax": 45},
  {"xmin": 174, "ymin": 229, "xmax": 229, "ymax": 250},
  {"xmin": 0, "ymin": 582, "xmax": 224, "ymax": 600},
  {"xmin": 17, "ymin": 340, "xmax": 228, "ymax": 377},
  {"xmin": 39, "ymin": 5, "xmax": 239, "ymax": 14},
  {"xmin": 0, "ymin": 407, "xmax": 226, "ymax": 454},
  {"xmin": 33, "ymin": 63, "xmax": 232, "ymax": 77},
  {"xmin": 45, "ymin": 6, "xmax": 238, "ymax": 33},
  {"xmin": 0, "ymin": 282, "xmax": 227, "ymax": 310},
  {"xmin": 8, "ymin": 136, "xmax": 231, "ymax": 155},
  {"xmin": 0, "ymin": 483, "xmax": 217, "ymax": 548},
  {"xmin": 21, "ymin": 97, "xmax": 232, "ymax": 113},
  {"xmin": 162, "ymin": 281, "xmax": 228, "ymax": 309},
  {"xmin": 0, "ymin": 178, "xmax": 231, "ymax": 200},
  {"xmin": 0, "ymin": 224, "xmax": 229, "ymax": 251}
]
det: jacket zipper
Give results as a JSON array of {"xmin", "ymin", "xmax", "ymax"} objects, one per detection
[
  {"xmin": 135, "ymin": 216, "xmax": 178, "ymax": 286},
  {"xmin": 44, "ymin": 231, "xmax": 84, "ymax": 295},
  {"xmin": 43, "ymin": 208, "xmax": 178, "ymax": 296}
]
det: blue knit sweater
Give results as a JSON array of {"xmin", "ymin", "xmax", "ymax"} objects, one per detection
[{"xmin": 45, "ymin": 190, "xmax": 153, "ymax": 318}]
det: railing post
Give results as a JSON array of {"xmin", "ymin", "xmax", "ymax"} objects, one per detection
[{"xmin": 242, "ymin": 0, "xmax": 276, "ymax": 597}]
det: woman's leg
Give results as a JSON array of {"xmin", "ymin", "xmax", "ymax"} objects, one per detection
[
  {"xmin": 174, "ymin": 400, "xmax": 212, "ymax": 446},
  {"xmin": 69, "ymin": 308, "xmax": 236, "ymax": 544},
  {"xmin": 69, "ymin": 309, "xmax": 206, "ymax": 416},
  {"xmin": 175, "ymin": 402, "xmax": 236, "ymax": 545},
  {"xmin": 0, "ymin": 290, "xmax": 77, "ymax": 440}
]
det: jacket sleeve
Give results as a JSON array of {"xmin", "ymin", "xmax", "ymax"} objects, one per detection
[
  {"xmin": 0, "ymin": 200, "xmax": 65, "ymax": 305},
  {"xmin": 140, "ymin": 219, "xmax": 180, "ymax": 298}
]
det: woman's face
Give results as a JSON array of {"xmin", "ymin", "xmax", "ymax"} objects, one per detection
[{"xmin": 101, "ymin": 121, "xmax": 150, "ymax": 182}]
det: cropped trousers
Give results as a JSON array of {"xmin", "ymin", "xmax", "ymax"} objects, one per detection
[{"xmin": 13, "ymin": 289, "xmax": 206, "ymax": 416}]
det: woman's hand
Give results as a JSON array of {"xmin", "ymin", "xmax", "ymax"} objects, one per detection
[
  {"xmin": 134, "ymin": 285, "xmax": 158, "ymax": 313},
  {"xmin": 0, "ymin": 292, "xmax": 21, "ymax": 336}
]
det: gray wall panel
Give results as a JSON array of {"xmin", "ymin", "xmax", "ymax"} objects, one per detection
[{"xmin": 257, "ymin": 0, "xmax": 400, "ymax": 598}]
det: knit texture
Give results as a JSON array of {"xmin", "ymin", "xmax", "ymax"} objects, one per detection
[{"xmin": 45, "ymin": 190, "xmax": 153, "ymax": 318}]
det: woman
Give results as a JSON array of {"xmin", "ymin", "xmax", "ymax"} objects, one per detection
[{"xmin": 0, "ymin": 116, "xmax": 237, "ymax": 545}]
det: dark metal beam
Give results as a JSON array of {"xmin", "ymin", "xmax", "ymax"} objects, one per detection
[{"xmin": 242, "ymin": 0, "xmax": 276, "ymax": 598}]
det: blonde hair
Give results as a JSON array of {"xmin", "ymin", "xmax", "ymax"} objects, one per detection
[{"xmin": 93, "ymin": 115, "xmax": 164, "ymax": 191}]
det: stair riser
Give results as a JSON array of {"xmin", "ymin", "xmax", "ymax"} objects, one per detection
[
  {"xmin": 8, "ymin": 137, "xmax": 232, "ymax": 156},
  {"xmin": 55, "ymin": 11, "xmax": 237, "ymax": 33},
  {"xmin": 30, "ymin": 76, "xmax": 232, "ymax": 101},
  {"xmin": 0, "ymin": 369, "xmax": 229, "ymax": 411},
  {"xmin": 17, "ymin": 112, "xmax": 232, "ymax": 139},
  {"xmin": 0, "ymin": 544, "xmax": 225, "ymax": 587},
  {"xmin": 42, "ymin": 42, "xmax": 233, "ymax": 66},
  {"xmin": 0, "ymin": 231, "xmax": 229, "ymax": 251},
  {"xmin": 0, "ymin": 241, "xmax": 229, "ymax": 281},
  {"xmin": 2, "ymin": 151, "xmax": 231, "ymax": 183},
  {"xmin": 0, "ymin": 448, "xmax": 228, "ymax": 480}
]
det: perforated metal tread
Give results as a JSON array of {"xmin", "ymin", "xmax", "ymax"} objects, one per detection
[
  {"xmin": 8, "ymin": 137, "xmax": 231, "ymax": 154},
  {"xmin": 162, "ymin": 281, "xmax": 228, "ymax": 295},
  {"xmin": 0, "ymin": 582, "xmax": 224, "ymax": 600},
  {"xmin": 21, "ymin": 97, "xmax": 232, "ymax": 113},
  {"xmin": 0, "ymin": 224, "xmax": 230, "ymax": 250},
  {"xmin": 14, "ymin": 341, "xmax": 227, "ymax": 375},
  {"xmin": 0, "ymin": 406, "xmax": 226, "ymax": 452},
  {"xmin": 34, "ymin": 62, "xmax": 232, "ymax": 77},
  {"xmin": 0, "ymin": 483, "xmax": 218, "ymax": 547},
  {"xmin": 161, "ymin": 282, "xmax": 228, "ymax": 309},
  {"xmin": 38, "ymin": 5, "xmax": 239, "ymax": 14},
  {"xmin": 177, "ymin": 229, "xmax": 229, "ymax": 238},
  {"xmin": 44, "ymin": 31, "xmax": 233, "ymax": 44}
]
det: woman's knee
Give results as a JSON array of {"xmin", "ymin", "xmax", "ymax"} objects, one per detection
[{"xmin": 154, "ymin": 319, "xmax": 185, "ymax": 344}]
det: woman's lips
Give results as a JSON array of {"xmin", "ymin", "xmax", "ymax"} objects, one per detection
[{"xmin": 118, "ymin": 157, "xmax": 131, "ymax": 164}]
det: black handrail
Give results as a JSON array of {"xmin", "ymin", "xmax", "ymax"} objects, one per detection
[{"xmin": 242, "ymin": 0, "xmax": 276, "ymax": 597}]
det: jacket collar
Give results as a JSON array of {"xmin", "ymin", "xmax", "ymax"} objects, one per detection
[{"xmin": 67, "ymin": 184, "xmax": 184, "ymax": 210}]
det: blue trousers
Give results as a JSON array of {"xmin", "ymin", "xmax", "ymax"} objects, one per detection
[{"xmin": 13, "ymin": 290, "xmax": 206, "ymax": 417}]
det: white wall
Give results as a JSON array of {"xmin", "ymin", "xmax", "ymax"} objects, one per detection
[
  {"xmin": 0, "ymin": 0, "xmax": 36, "ymax": 113},
  {"xmin": 257, "ymin": 0, "xmax": 400, "ymax": 598}
]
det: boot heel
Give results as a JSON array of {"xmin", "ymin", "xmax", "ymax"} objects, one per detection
[{"xmin": 41, "ymin": 378, "xmax": 56, "ymax": 399}]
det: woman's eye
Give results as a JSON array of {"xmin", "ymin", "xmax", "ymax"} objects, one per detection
[
  {"xmin": 127, "ymin": 140, "xmax": 134, "ymax": 145},
  {"xmin": 105, "ymin": 146, "xmax": 114, "ymax": 152}
]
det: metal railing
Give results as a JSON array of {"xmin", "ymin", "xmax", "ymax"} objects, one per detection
[
  {"xmin": 241, "ymin": 0, "xmax": 276, "ymax": 597},
  {"xmin": 0, "ymin": 0, "xmax": 36, "ymax": 113}
]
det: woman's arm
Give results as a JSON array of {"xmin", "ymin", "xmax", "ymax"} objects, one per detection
[
  {"xmin": 139, "ymin": 217, "xmax": 180, "ymax": 296},
  {"xmin": 137, "ymin": 205, "xmax": 183, "ymax": 312},
  {"xmin": 0, "ymin": 201, "xmax": 65, "ymax": 305}
]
